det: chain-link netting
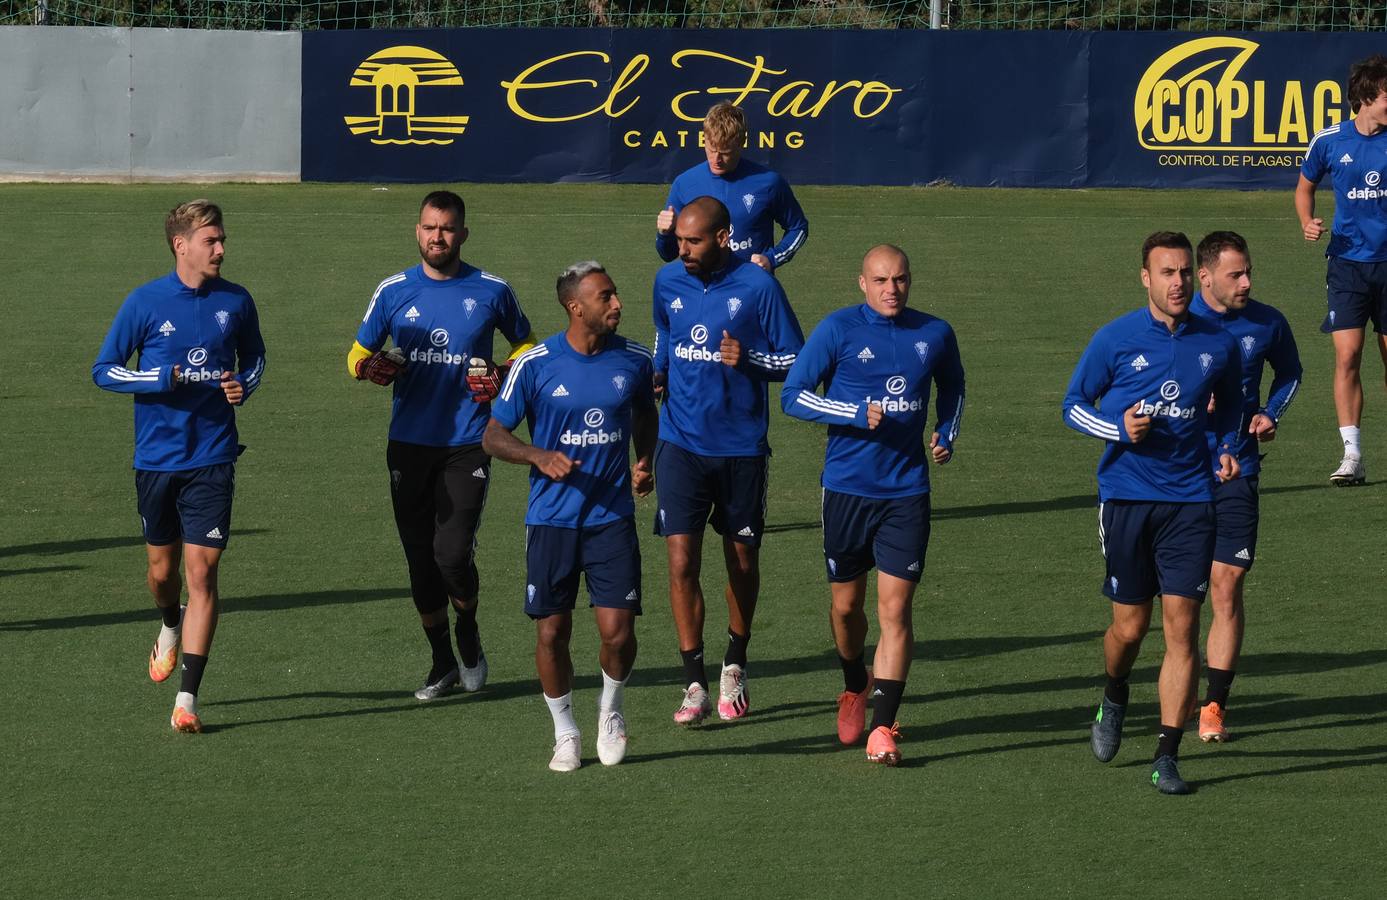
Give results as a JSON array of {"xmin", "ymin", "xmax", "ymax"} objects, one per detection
[{"xmin": 2, "ymin": 0, "xmax": 1383, "ymax": 29}]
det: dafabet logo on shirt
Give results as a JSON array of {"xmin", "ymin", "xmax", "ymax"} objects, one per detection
[
  {"xmin": 1134, "ymin": 37, "xmax": 1343, "ymax": 170},
  {"xmin": 343, "ymin": 46, "xmax": 469, "ymax": 145}
]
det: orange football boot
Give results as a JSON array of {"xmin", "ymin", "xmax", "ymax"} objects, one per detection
[
  {"xmin": 865, "ymin": 722, "xmax": 902, "ymax": 766},
  {"xmin": 1198, "ymin": 701, "xmax": 1228, "ymax": 743},
  {"xmin": 836, "ymin": 675, "xmax": 873, "ymax": 746}
]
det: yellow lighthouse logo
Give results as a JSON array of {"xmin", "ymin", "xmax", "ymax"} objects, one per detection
[{"xmin": 343, "ymin": 46, "xmax": 469, "ymax": 145}]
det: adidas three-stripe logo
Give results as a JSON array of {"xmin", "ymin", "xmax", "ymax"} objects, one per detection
[
  {"xmin": 1235, "ymin": 548, "xmax": 1251, "ymax": 561},
  {"xmin": 552, "ymin": 384, "xmax": 569, "ymax": 397},
  {"xmin": 205, "ymin": 527, "xmax": 223, "ymax": 540}
]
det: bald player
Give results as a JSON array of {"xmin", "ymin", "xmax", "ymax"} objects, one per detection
[
  {"xmin": 651, "ymin": 196, "xmax": 805, "ymax": 727},
  {"xmin": 781, "ymin": 245, "xmax": 965, "ymax": 766}
]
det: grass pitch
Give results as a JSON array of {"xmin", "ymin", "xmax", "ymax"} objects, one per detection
[{"xmin": 2, "ymin": 183, "xmax": 1384, "ymax": 898}]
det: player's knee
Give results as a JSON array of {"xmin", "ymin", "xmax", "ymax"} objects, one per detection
[
  {"xmin": 536, "ymin": 616, "xmax": 571, "ymax": 650},
  {"xmin": 1109, "ymin": 618, "xmax": 1148, "ymax": 645},
  {"xmin": 435, "ymin": 551, "xmax": 478, "ymax": 603},
  {"xmin": 146, "ymin": 561, "xmax": 179, "ymax": 592}
]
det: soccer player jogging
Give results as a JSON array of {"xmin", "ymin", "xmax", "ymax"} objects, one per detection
[
  {"xmin": 1189, "ymin": 231, "xmax": 1302, "ymax": 743},
  {"xmin": 653, "ymin": 196, "xmax": 805, "ymax": 726},
  {"xmin": 1295, "ymin": 54, "xmax": 1387, "ymax": 485},
  {"xmin": 781, "ymin": 245, "xmax": 964, "ymax": 766},
  {"xmin": 483, "ymin": 262, "xmax": 657, "ymax": 772},
  {"xmin": 654, "ymin": 101, "xmax": 809, "ymax": 274},
  {"xmin": 92, "ymin": 199, "xmax": 266, "ymax": 733},
  {"xmin": 1063, "ymin": 231, "xmax": 1244, "ymax": 794},
  {"xmin": 348, "ymin": 191, "xmax": 534, "ymax": 701}
]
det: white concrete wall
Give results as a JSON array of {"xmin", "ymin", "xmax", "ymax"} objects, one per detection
[{"xmin": 0, "ymin": 26, "xmax": 300, "ymax": 181}]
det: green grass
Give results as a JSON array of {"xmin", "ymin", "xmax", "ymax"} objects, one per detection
[{"xmin": 2, "ymin": 184, "xmax": 1383, "ymax": 898}]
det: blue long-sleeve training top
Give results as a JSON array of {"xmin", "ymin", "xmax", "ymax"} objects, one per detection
[
  {"xmin": 782, "ymin": 304, "xmax": 965, "ymax": 499},
  {"xmin": 655, "ymin": 159, "xmax": 808, "ymax": 270},
  {"xmin": 1062, "ymin": 307, "xmax": 1243, "ymax": 503},
  {"xmin": 93, "ymin": 270, "xmax": 265, "ymax": 471},
  {"xmin": 356, "ymin": 263, "xmax": 531, "ymax": 447},
  {"xmin": 653, "ymin": 255, "xmax": 804, "ymax": 457},
  {"xmin": 1189, "ymin": 292, "xmax": 1302, "ymax": 479}
]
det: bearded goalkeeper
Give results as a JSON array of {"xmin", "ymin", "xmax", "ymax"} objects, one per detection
[{"xmin": 348, "ymin": 190, "xmax": 534, "ymax": 700}]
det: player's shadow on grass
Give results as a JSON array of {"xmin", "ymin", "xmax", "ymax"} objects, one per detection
[
  {"xmin": 0, "ymin": 529, "xmax": 271, "ymax": 560},
  {"xmin": 0, "ymin": 564, "xmax": 85, "ymax": 578},
  {"xmin": 0, "ymin": 585, "xmax": 404, "ymax": 632},
  {"xmin": 927, "ymin": 482, "xmax": 1327, "ymax": 522}
]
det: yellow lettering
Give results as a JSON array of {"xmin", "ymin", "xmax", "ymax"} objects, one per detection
[
  {"xmin": 1218, "ymin": 81, "xmax": 1248, "ymax": 144},
  {"xmin": 1186, "ymin": 80, "xmax": 1215, "ymax": 143},
  {"xmin": 1252, "ymin": 81, "xmax": 1274, "ymax": 142},
  {"xmin": 670, "ymin": 50, "xmax": 784, "ymax": 121},
  {"xmin": 604, "ymin": 55, "xmax": 649, "ymax": 118},
  {"xmin": 1153, "ymin": 79, "xmax": 1180, "ymax": 143},
  {"xmin": 767, "ymin": 81, "xmax": 816, "ymax": 117},
  {"xmin": 1277, "ymin": 82, "xmax": 1307, "ymax": 145},
  {"xmin": 786, "ymin": 131, "xmax": 804, "ymax": 149},
  {"xmin": 501, "ymin": 51, "xmax": 609, "ymax": 123},
  {"xmin": 758, "ymin": 132, "xmax": 775, "ymax": 149},
  {"xmin": 1314, "ymin": 80, "xmax": 1343, "ymax": 131},
  {"xmin": 651, "ymin": 131, "xmax": 669, "ymax": 148},
  {"xmin": 853, "ymin": 82, "xmax": 900, "ymax": 119},
  {"xmin": 501, "ymin": 51, "xmax": 647, "ymax": 122},
  {"xmin": 623, "ymin": 130, "xmax": 640, "ymax": 148}
]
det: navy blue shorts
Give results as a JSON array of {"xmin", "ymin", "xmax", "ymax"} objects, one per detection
[
  {"xmin": 525, "ymin": 518, "xmax": 642, "ymax": 619},
  {"xmin": 135, "ymin": 463, "xmax": 235, "ymax": 549},
  {"xmin": 1323, "ymin": 256, "xmax": 1387, "ymax": 334},
  {"xmin": 652, "ymin": 440, "xmax": 767, "ymax": 546},
  {"xmin": 1213, "ymin": 476, "xmax": 1259, "ymax": 570},
  {"xmin": 821, "ymin": 489, "xmax": 931, "ymax": 583},
  {"xmin": 1098, "ymin": 499, "xmax": 1214, "ymax": 604}
]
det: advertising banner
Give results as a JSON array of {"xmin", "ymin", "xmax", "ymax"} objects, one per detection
[
  {"xmin": 1087, "ymin": 32, "xmax": 1387, "ymax": 189},
  {"xmin": 302, "ymin": 29, "xmax": 1374, "ymax": 190},
  {"xmin": 302, "ymin": 29, "xmax": 1089, "ymax": 186}
]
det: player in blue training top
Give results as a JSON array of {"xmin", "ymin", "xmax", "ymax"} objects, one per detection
[
  {"xmin": 1296, "ymin": 54, "xmax": 1387, "ymax": 486},
  {"xmin": 484, "ymin": 261, "xmax": 658, "ymax": 772},
  {"xmin": 652, "ymin": 196, "xmax": 805, "ymax": 727},
  {"xmin": 782, "ymin": 245, "xmax": 964, "ymax": 767},
  {"xmin": 1062, "ymin": 231, "xmax": 1244, "ymax": 795},
  {"xmin": 92, "ymin": 200, "xmax": 266, "ymax": 734},
  {"xmin": 654, "ymin": 101, "xmax": 808, "ymax": 274},
  {"xmin": 348, "ymin": 191, "xmax": 534, "ymax": 702},
  {"xmin": 1189, "ymin": 231, "xmax": 1302, "ymax": 744}
]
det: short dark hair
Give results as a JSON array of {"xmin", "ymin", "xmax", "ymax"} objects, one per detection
[
  {"xmin": 420, "ymin": 190, "xmax": 465, "ymax": 222},
  {"xmin": 556, "ymin": 260, "xmax": 608, "ymax": 308},
  {"xmin": 1141, "ymin": 231, "xmax": 1193, "ymax": 268},
  {"xmin": 1196, "ymin": 231, "xmax": 1250, "ymax": 271},
  {"xmin": 1348, "ymin": 55, "xmax": 1387, "ymax": 113},
  {"xmin": 681, "ymin": 196, "xmax": 731, "ymax": 234}
]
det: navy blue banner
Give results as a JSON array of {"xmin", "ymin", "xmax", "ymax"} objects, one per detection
[{"xmin": 301, "ymin": 30, "xmax": 1369, "ymax": 189}]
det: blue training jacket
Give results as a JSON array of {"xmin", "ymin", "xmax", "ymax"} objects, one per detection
[
  {"xmin": 782, "ymin": 304, "xmax": 965, "ymax": 499},
  {"xmin": 655, "ymin": 158, "xmax": 809, "ymax": 270},
  {"xmin": 653, "ymin": 255, "xmax": 804, "ymax": 457},
  {"xmin": 491, "ymin": 333, "xmax": 655, "ymax": 529},
  {"xmin": 1302, "ymin": 123, "xmax": 1387, "ymax": 262},
  {"xmin": 1063, "ymin": 307, "xmax": 1243, "ymax": 503},
  {"xmin": 1190, "ymin": 292, "xmax": 1302, "ymax": 478},
  {"xmin": 93, "ymin": 270, "xmax": 265, "ymax": 471}
]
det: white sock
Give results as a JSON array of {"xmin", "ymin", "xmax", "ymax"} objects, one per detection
[
  {"xmin": 1340, "ymin": 426, "xmax": 1362, "ymax": 457},
  {"xmin": 156, "ymin": 622, "xmax": 181, "ymax": 657},
  {"xmin": 544, "ymin": 691, "xmax": 579, "ymax": 740},
  {"xmin": 598, "ymin": 670, "xmax": 627, "ymax": 714},
  {"xmin": 174, "ymin": 691, "xmax": 197, "ymax": 712}
]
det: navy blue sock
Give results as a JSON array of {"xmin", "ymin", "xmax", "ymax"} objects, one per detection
[
  {"xmin": 1205, "ymin": 668, "xmax": 1235, "ymax": 708},
  {"xmin": 869, "ymin": 679, "xmax": 905, "ymax": 732},
  {"xmin": 1104, "ymin": 672, "xmax": 1130, "ymax": 706},
  {"xmin": 680, "ymin": 644, "xmax": 708, "ymax": 690},
  {"xmin": 180, "ymin": 653, "xmax": 209, "ymax": 696},
  {"xmin": 840, "ymin": 653, "xmax": 869, "ymax": 694},
  {"xmin": 159, "ymin": 604, "xmax": 181, "ymax": 628},
  {"xmin": 724, "ymin": 630, "xmax": 749, "ymax": 669},
  {"xmin": 424, "ymin": 621, "xmax": 455, "ymax": 680},
  {"xmin": 1155, "ymin": 724, "xmax": 1184, "ymax": 760}
]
